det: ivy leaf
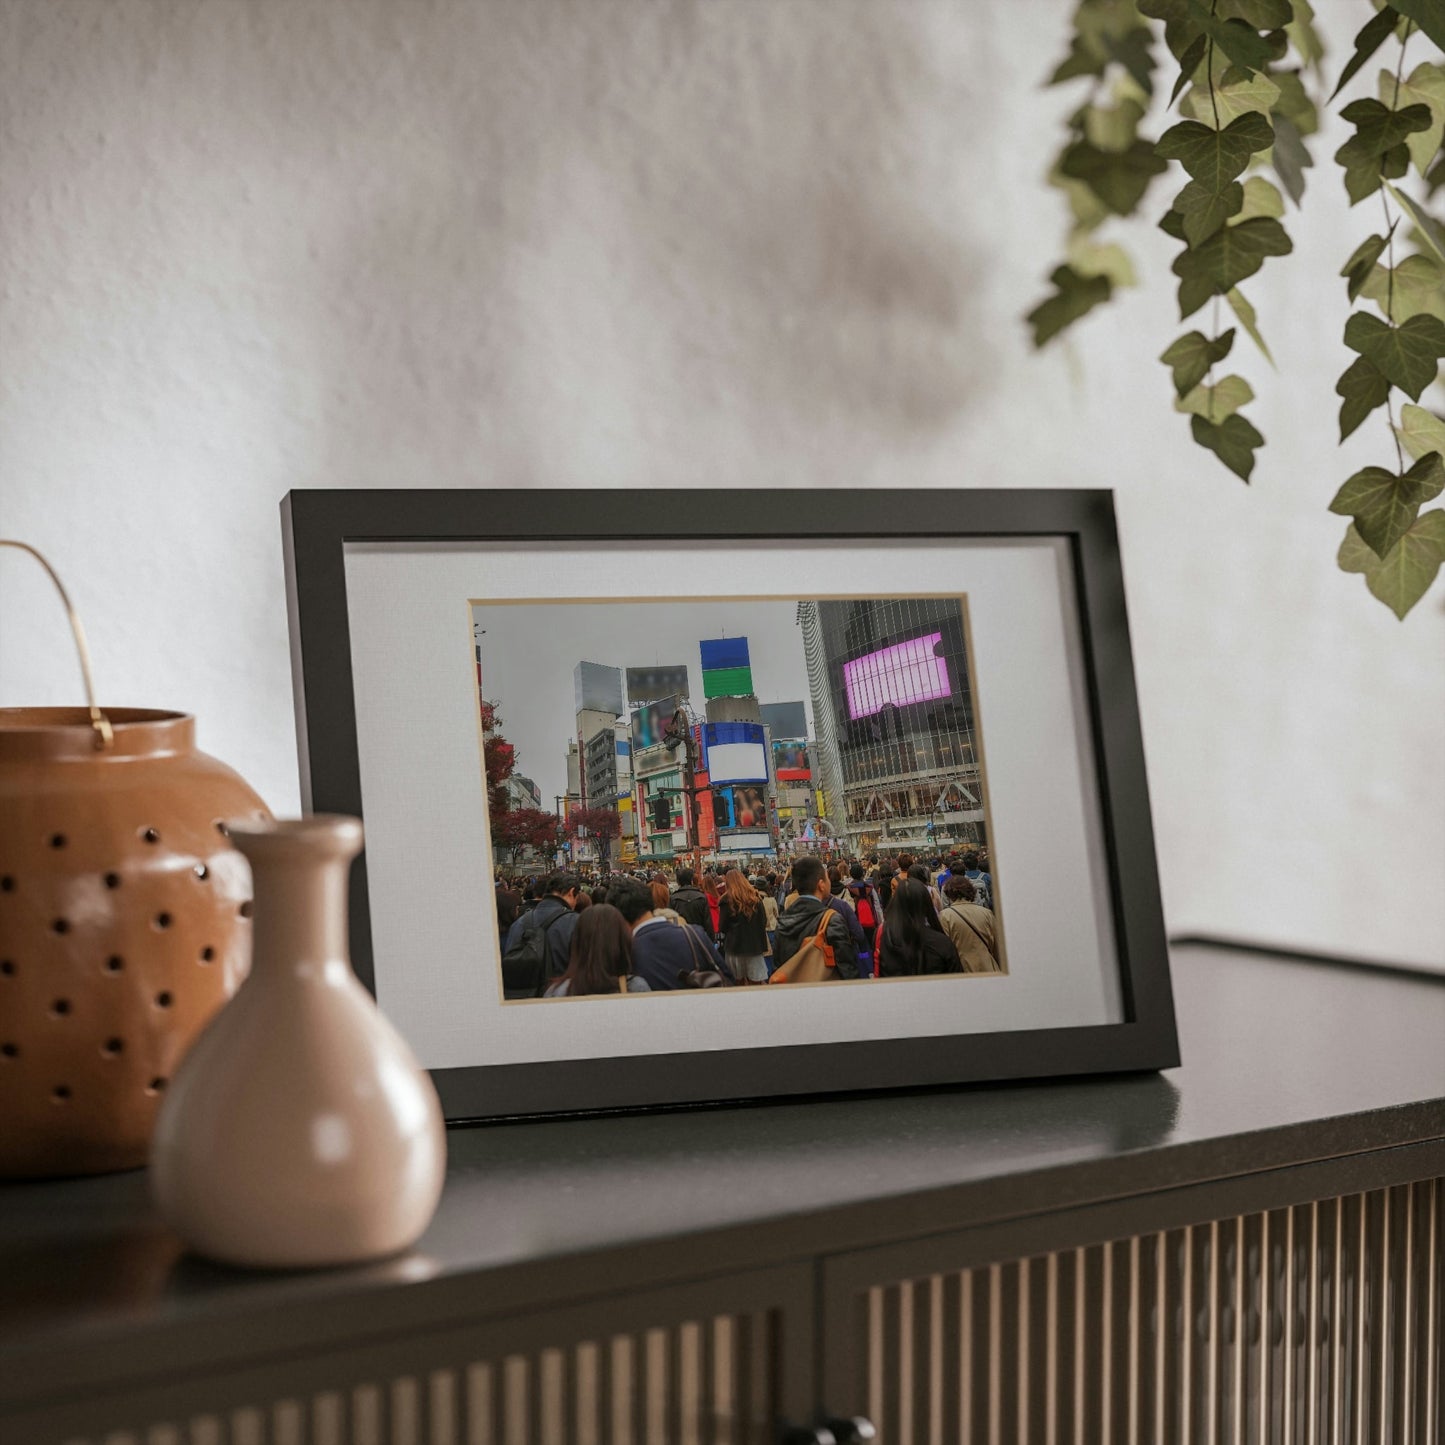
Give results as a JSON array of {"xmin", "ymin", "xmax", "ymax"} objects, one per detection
[
  {"xmin": 1172, "ymin": 216, "xmax": 1293, "ymax": 318},
  {"xmin": 1341, "ymin": 232, "xmax": 1391, "ymax": 302},
  {"xmin": 1359, "ymin": 252, "xmax": 1445, "ymax": 322},
  {"xmin": 1183, "ymin": 1, "xmax": 1279, "ymax": 75},
  {"xmin": 1190, "ymin": 412, "xmax": 1265, "ymax": 480},
  {"xmin": 1329, "ymin": 453, "xmax": 1445, "ymax": 558},
  {"xmin": 1337, "ymin": 510, "xmax": 1445, "ymax": 618},
  {"xmin": 1395, "ymin": 402, "xmax": 1445, "ymax": 460},
  {"xmin": 1160, "ymin": 328, "xmax": 1237, "ymax": 396},
  {"xmin": 1393, "ymin": 0, "xmax": 1445, "ymax": 56},
  {"xmin": 1381, "ymin": 62, "xmax": 1445, "ymax": 173},
  {"xmin": 1271, "ymin": 70, "xmax": 1319, "ymax": 137},
  {"xmin": 1286, "ymin": 0, "xmax": 1326, "ymax": 73},
  {"xmin": 1180, "ymin": 67, "xmax": 1282, "ymax": 126},
  {"xmin": 1385, "ymin": 181, "xmax": 1445, "ymax": 264},
  {"xmin": 1270, "ymin": 112, "xmax": 1313, "ymax": 205},
  {"xmin": 1159, "ymin": 207, "xmax": 1188, "ymax": 241},
  {"xmin": 1217, "ymin": 0, "xmax": 1293, "ymax": 25},
  {"xmin": 1234, "ymin": 176, "xmax": 1285, "ymax": 222},
  {"xmin": 1329, "ymin": 5, "xmax": 1401, "ymax": 102},
  {"xmin": 1226, "ymin": 286, "xmax": 1275, "ymax": 363},
  {"xmin": 1343, "ymin": 311, "xmax": 1445, "ymax": 399},
  {"xmin": 1066, "ymin": 237, "xmax": 1139, "ymax": 287},
  {"xmin": 1157, "ymin": 113, "xmax": 1274, "ymax": 189},
  {"xmin": 1336, "ymin": 355, "xmax": 1392, "ymax": 439},
  {"xmin": 1051, "ymin": 32, "xmax": 1110, "ymax": 86},
  {"xmin": 1341, "ymin": 139, "xmax": 1411, "ymax": 205},
  {"xmin": 1337, "ymin": 99, "xmax": 1433, "ymax": 164},
  {"xmin": 1138, "ymin": 0, "xmax": 1206, "ymax": 63},
  {"xmin": 1060, "ymin": 138, "xmax": 1169, "ymax": 215},
  {"xmin": 1178, "ymin": 178, "xmax": 1246, "ymax": 243},
  {"xmin": 1026, "ymin": 265, "xmax": 1114, "ymax": 347},
  {"xmin": 1175, "ymin": 373, "xmax": 1255, "ymax": 419},
  {"xmin": 1084, "ymin": 98, "xmax": 1148, "ymax": 152},
  {"xmin": 1100, "ymin": 27, "xmax": 1159, "ymax": 97},
  {"xmin": 1171, "ymin": 33, "xmax": 1209, "ymax": 105}
]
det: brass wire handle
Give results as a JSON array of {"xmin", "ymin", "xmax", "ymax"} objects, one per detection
[{"xmin": 0, "ymin": 539, "xmax": 114, "ymax": 750}]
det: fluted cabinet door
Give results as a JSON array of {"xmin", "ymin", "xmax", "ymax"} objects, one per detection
[
  {"xmin": 821, "ymin": 1180, "xmax": 1442, "ymax": 1444},
  {"xmin": 2, "ymin": 1263, "xmax": 815, "ymax": 1445}
]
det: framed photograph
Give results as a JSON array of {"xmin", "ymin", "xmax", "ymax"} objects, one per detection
[{"xmin": 281, "ymin": 489, "xmax": 1177, "ymax": 1121}]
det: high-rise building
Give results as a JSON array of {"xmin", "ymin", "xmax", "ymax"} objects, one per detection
[{"xmin": 800, "ymin": 598, "xmax": 985, "ymax": 853}]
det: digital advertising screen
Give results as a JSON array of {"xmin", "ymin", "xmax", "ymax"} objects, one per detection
[
  {"xmin": 702, "ymin": 721, "xmax": 768, "ymax": 783},
  {"xmin": 772, "ymin": 738, "xmax": 810, "ymax": 780},
  {"xmin": 626, "ymin": 664, "xmax": 689, "ymax": 704},
  {"xmin": 842, "ymin": 632, "xmax": 951, "ymax": 720},
  {"xmin": 630, "ymin": 693, "xmax": 681, "ymax": 750},
  {"xmin": 698, "ymin": 636, "xmax": 750, "ymax": 672}
]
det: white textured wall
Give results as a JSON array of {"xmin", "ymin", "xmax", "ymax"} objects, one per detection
[{"xmin": 2, "ymin": 0, "xmax": 1441, "ymax": 969}]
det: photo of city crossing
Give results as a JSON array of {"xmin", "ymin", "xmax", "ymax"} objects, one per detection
[{"xmin": 471, "ymin": 595, "xmax": 1007, "ymax": 1001}]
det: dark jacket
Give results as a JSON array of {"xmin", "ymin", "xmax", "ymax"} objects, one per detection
[
  {"xmin": 502, "ymin": 895, "xmax": 578, "ymax": 978},
  {"xmin": 718, "ymin": 897, "xmax": 769, "ymax": 957},
  {"xmin": 878, "ymin": 926, "xmax": 963, "ymax": 977},
  {"xmin": 630, "ymin": 916, "xmax": 727, "ymax": 991},
  {"xmin": 670, "ymin": 884, "xmax": 711, "ymax": 931},
  {"xmin": 774, "ymin": 894, "xmax": 860, "ymax": 980}
]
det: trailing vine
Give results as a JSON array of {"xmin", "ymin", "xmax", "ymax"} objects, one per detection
[
  {"xmin": 1029, "ymin": 0, "xmax": 1445, "ymax": 618},
  {"xmin": 1328, "ymin": 7, "xmax": 1445, "ymax": 618}
]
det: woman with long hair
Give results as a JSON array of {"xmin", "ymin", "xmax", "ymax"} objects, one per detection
[
  {"xmin": 717, "ymin": 867, "xmax": 770, "ymax": 983},
  {"xmin": 877, "ymin": 878, "xmax": 963, "ymax": 977},
  {"xmin": 648, "ymin": 872, "xmax": 682, "ymax": 921},
  {"xmin": 544, "ymin": 904, "xmax": 650, "ymax": 997}
]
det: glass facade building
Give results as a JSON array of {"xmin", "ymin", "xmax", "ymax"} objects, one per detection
[{"xmin": 800, "ymin": 597, "xmax": 986, "ymax": 853}]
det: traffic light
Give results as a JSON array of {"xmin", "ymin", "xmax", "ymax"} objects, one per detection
[{"xmin": 651, "ymin": 796, "xmax": 672, "ymax": 830}]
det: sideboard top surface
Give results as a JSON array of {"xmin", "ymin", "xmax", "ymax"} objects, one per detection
[{"xmin": 2, "ymin": 942, "xmax": 1442, "ymax": 1409}]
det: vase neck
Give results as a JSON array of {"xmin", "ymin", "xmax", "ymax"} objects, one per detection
[{"xmin": 229, "ymin": 817, "xmax": 364, "ymax": 972}]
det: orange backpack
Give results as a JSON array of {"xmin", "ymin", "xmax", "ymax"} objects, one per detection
[{"xmin": 769, "ymin": 909, "xmax": 836, "ymax": 984}]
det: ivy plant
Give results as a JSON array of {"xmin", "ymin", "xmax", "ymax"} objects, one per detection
[{"xmin": 1030, "ymin": 0, "xmax": 1445, "ymax": 618}]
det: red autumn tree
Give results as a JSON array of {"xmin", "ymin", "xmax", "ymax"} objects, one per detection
[
  {"xmin": 478, "ymin": 698, "xmax": 515, "ymax": 822},
  {"xmin": 566, "ymin": 805, "xmax": 622, "ymax": 872},
  {"xmin": 493, "ymin": 806, "xmax": 565, "ymax": 867}
]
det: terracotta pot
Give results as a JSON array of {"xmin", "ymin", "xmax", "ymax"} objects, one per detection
[
  {"xmin": 0, "ymin": 707, "xmax": 270, "ymax": 1178},
  {"xmin": 150, "ymin": 815, "xmax": 447, "ymax": 1269}
]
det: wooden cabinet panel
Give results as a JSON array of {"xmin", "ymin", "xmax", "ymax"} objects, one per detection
[
  {"xmin": 820, "ymin": 1178, "xmax": 1442, "ymax": 1445},
  {"xmin": 2, "ymin": 1263, "xmax": 815, "ymax": 1445}
]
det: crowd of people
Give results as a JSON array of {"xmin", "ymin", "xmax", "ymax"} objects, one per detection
[{"xmin": 495, "ymin": 848, "xmax": 1001, "ymax": 1000}]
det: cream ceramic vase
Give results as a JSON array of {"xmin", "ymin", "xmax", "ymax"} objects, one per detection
[{"xmin": 150, "ymin": 815, "xmax": 447, "ymax": 1268}]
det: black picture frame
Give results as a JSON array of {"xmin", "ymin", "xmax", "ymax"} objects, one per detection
[{"xmin": 281, "ymin": 488, "xmax": 1178, "ymax": 1121}]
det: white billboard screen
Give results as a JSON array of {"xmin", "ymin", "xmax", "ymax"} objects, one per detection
[{"xmin": 705, "ymin": 740, "xmax": 768, "ymax": 784}]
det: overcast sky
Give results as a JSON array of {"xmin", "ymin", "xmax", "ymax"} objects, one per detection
[{"xmin": 469, "ymin": 598, "xmax": 817, "ymax": 805}]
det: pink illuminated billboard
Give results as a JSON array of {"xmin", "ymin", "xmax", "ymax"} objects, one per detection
[{"xmin": 843, "ymin": 632, "xmax": 950, "ymax": 719}]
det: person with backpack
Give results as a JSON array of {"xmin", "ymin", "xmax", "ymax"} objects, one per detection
[
  {"xmin": 669, "ymin": 866, "xmax": 711, "ymax": 930},
  {"xmin": 938, "ymin": 876, "xmax": 1001, "ymax": 974},
  {"xmin": 773, "ymin": 855, "xmax": 860, "ymax": 981},
  {"xmin": 499, "ymin": 871, "xmax": 581, "ymax": 998},
  {"xmin": 610, "ymin": 877, "xmax": 730, "ymax": 991},
  {"xmin": 844, "ymin": 861, "xmax": 884, "ymax": 978},
  {"xmin": 877, "ymin": 878, "xmax": 963, "ymax": 977},
  {"xmin": 960, "ymin": 850, "xmax": 993, "ymax": 911}
]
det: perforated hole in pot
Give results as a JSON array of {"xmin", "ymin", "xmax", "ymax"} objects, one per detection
[
  {"xmin": 0, "ymin": 960, "xmax": 13, "ymax": 977},
  {"xmin": 101, "ymin": 1037, "xmax": 123, "ymax": 1057},
  {"xmin": 0, "ymin": 876, "xmax": 13, "ymax": 892},
  {"xmin": 48, "ymin": 833, "xmax": 66, "ymax": 849},
  {"xmin": 193, "ymin": 864, "xmax": 209, "ymax": 881},
  {"xmin": 50, "ymin": 999, "xmax": 71, "ymax": 1017},
  {"xmin": 238, "ymin": 900, "xmax": 253, "ymax": 919},
  {"xmin": 51, "ymin": 1085, "xmax": 71, "ymax": 1103},
  {"xmin": 104, "ymin": 955, "xmax": 124, "ymax": 974},
  {"xmin": 51, "ymin": 918, "xmax": 69, "ymax": 935},
  {"xmin": 199, "ymin": 946, "xmax": 215, "ymax": 963},
  {"xmin": 103, "ymin": 872, "xmax": 122, "ymax": 889},
  {"xmin": 1, "ymin": 1043, "xmax": 18, "ymax": 1059},
  {"xmin": 153, "ymin": 912, "xmax": 172, "ymax": 931},
  {"xmin": 155, "ymin": 991, "xmax": 173, "ymax": 1009},
  {"xmin": 140, "ymin": 827, "xmax": 160, "ymax": 844},
  {"xmin": 146, "ymin": 1077, "xmax": 166, "ymax": 1095}
]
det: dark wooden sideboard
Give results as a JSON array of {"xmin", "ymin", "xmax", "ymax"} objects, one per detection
[{"xmin": 1, "ymin": 941, "xmax": 1442, "ymax": 1444}]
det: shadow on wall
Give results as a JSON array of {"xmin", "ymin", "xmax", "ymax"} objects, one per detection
[{"xmin": 294, "ymin": 0, "xmax": 995, "ymax": 487}]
